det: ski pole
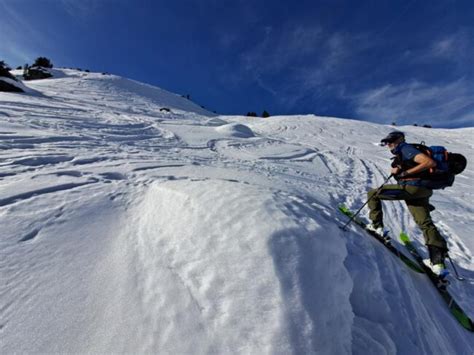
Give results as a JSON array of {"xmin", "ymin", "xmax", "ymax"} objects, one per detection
[
  {"xmin": 447, "ymin": 254, "xmax": 465, "ymax": 281},
  {"xmin": 341, "ymin": 174, "xmax": 393, "ymax": 231}
]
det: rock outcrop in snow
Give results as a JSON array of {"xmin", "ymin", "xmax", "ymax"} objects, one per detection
[{"xmin": 0, "ymin": 77, "xmax": 24, "ymax": 92}]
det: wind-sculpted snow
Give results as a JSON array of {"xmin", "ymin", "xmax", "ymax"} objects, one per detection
[
  {"xmin": 215, "ymin": 122, "xmax": 255, "ymax": 138},
  {"xmin": 126, "ymin": 180, "xmax": 353, "ymax": 354},
  {"xmin": 1, "ymin": 69, "xmax": 473, "ymax": 354}
]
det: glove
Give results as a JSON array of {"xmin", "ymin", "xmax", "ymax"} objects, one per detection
[
  {"xmin": 395, "ymin": 171, "xmax": 409, "ymax": 179},
  {"xmin": 391, "ymin": 156, "xmax": 401, "ymax": 168}
]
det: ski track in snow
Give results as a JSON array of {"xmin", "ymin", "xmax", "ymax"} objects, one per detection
[{"xmin": 1, "ymin": 69, "xmax": 473, "ymax": 354}]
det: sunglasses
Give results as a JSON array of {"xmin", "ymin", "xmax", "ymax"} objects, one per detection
[{"xmin": 380, "ymin": 139, "xmax": 398, "ymax": 146}]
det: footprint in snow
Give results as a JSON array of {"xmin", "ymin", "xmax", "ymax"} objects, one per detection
[
  {"xmin": 72, "ymin": 157, "xmax": 109, "ymax": 165},
  {"xmin": 18, "ymin": 229, "xmax": 40, "ymax": 243},
  {"xmin": 13, "ymin": 155, "xmax": 74, "ymax": 166},
  {"xmin": 0, "ymin": 180, "xmax": 97, "ymax": 207},
  {"xmin": 55, "ymin": 171, "xmax": 83, "ymax": 177},
  {"xmin": 100, "ymin": 172, "xmax": 127, "ymax": 180}
]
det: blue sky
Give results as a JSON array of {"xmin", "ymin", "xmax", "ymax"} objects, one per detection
[{"xmin": 1, "ymin": 0, "xmax": 473, "ymax": 127}]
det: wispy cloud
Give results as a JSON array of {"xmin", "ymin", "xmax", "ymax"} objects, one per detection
[
  {"xmin": 0, "ymin": 0, "xmax": 109, "ymax": 66},
  {"xmin": 224, "ymin": 23, "xmax": 371, "ymax": 111},
  {"xmin": 0, "ymin": 2, "xmax": 52, "ymax": 65},
  {"xmin": 431, "ymin": 37, "xmax": 456, "ymax": 57},
  {"xmin": 349, "ymin": 28, "xmax": 474, "ymax": 127},
  {"xmin": 400, "ymin": 29, "xmax": 474, "ymax": 77},
  {"xmin": 352, "ymin": 79, "xmax": 474, "ymax": 128},
  {"xmin": 430, "ymin": 30, "xmax": 473, "ymax": 61},
  {"xmin": 239, "ymin": 25, "xmax": 324, "ymax": 76},
  {"xmin": 221, "ymin": 20, "xmax": 473, "ymax": 126},
  {"xmin": 59, "ymin": 0, "xmax": 108, "ymax": 18},
  {"xmin": 217, "ymin": 32, "xmax": 240, "ymax": 50}
]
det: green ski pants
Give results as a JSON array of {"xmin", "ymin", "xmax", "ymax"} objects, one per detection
[{"xmin": 367, "ymin": 184, "xmax": 447, "ymax": 250}]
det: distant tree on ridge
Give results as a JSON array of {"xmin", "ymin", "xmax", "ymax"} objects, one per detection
[{"xmin": 32, "ymin": 57, "xmax": 53, "ymax": 68}]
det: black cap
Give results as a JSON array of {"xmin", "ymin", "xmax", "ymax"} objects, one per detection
[{"xmin": 381, "ymin": 131, "xmax": 405, "ymax": 146}]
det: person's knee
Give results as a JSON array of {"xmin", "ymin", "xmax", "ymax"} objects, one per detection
[
  {"xmin": 408, "ymin": 207, "xmax": 429, "ymax": 225},
  {"xmin": 415, "ymin": 218, "xmax": 432, "ymax": 230},
  {"xmin": 426, "ymin": 233, "xmax": 447, "ymax": 250},
  {"xmin": 368, "ymin": 188, "xmax": 378, "ymax": 199},
  {"xmin": 417, "ymin": 220, "xmax": 442, "ymax": 240}
]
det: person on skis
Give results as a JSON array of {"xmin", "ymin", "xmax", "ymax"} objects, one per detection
[{"xmin": 367, "ymin": 131, "xmax": 448, "ymax": 277}]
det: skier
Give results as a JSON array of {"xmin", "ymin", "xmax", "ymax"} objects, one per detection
[{"xmin": 367, "ymin": 131, "xmax": 448, "ymax": 276}]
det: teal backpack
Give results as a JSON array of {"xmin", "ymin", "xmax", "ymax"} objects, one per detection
[{"xmin": 409, "ymin": 143, "xmax": 467, "ymax": 189}]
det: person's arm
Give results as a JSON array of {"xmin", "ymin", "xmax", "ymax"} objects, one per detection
[
  {"xmin": 403, "ymin": 153, "xmax": 436, "ymax": 176},
  {"xmin": 391, "ymin": 166, "xmax": 401, "ymax": 175}
]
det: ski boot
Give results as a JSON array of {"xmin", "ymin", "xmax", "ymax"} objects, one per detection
[
  {"xmin": 423, "ymin": 259, "xmax": 450, "ymax": 288},
  {"xmin": 366, "ymin": 223, "xmax": 391, "ymax": 245},
  {"xmin": 426, "ymin": 245, "xmax": 450, "ymax": 289}
]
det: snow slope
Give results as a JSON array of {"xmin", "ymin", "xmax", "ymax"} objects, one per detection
[{"xmin": 1, "ymin": 69, "xmax": 473, "ymax": 354}]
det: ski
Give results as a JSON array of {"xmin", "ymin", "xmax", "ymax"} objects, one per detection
[
  {"xmin": 338, "ymin": 204, "xmax": 424, "ymax": 273},
  {"xmin": 399, "ymin": 232, "xmax": 474, "ymax": 332}
]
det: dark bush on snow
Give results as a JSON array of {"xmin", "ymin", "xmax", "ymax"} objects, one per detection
[
  {"xmin": 24, "ymin": 67, "xmax": 53, "ymax": 80},
  {"xmin": 32, "ymin": 57, "xmax": 53, "ymax": 68},
  {"xmin": 23, "ymin": 57, "xmax": 53, "ymax": 80}
]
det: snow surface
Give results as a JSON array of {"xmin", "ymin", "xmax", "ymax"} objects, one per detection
[{"xmin": 1, "ymin": 69, "xmax": 473, "ymax": 354}]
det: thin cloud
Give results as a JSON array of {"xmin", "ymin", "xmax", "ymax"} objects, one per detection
[
  {"xmin": 227, "ymin": 22, "xmax": 473, "ymax": 126},
  {"xmin": 0, "ymin": 2, "xmax": 53, "ymax": 65},
  {"xmin": 239, "ymin": 25, "xmax": 324, "ymax": 76},
  {"xmin": 431, "ymin": 37, "xmax": 456, "ymax": 56},
  {"xmin": 229, "ymin": 24, "xmax": 369, "ymax": 109},
  {"xmin": 255, "ymin": 75, "xmax": 277, "ymax": 96},
  {"xmin": 0, "ymin": 41, "xmax": 33, "ymax": 65},
  {"xmin": 352, "ymin": 79, "xmax": 474, "ymax": 128},
  {"xmin": 1, "ymin": 3, "xmax": 50, "ymax": 43},
  {"xmin": 59, "ymin": 0, "xmax": 107, "ymax": 18},
  {"xmin": 217, "ymin": 32, "xmax": 240, "ymax": 49},
  {"xmin": 400, "ymin": 29, "xmax": 474, "ymax": 76},
  {"xmin": 431, "ymin": 30, "xmax": 472, "ymax": 58}
]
